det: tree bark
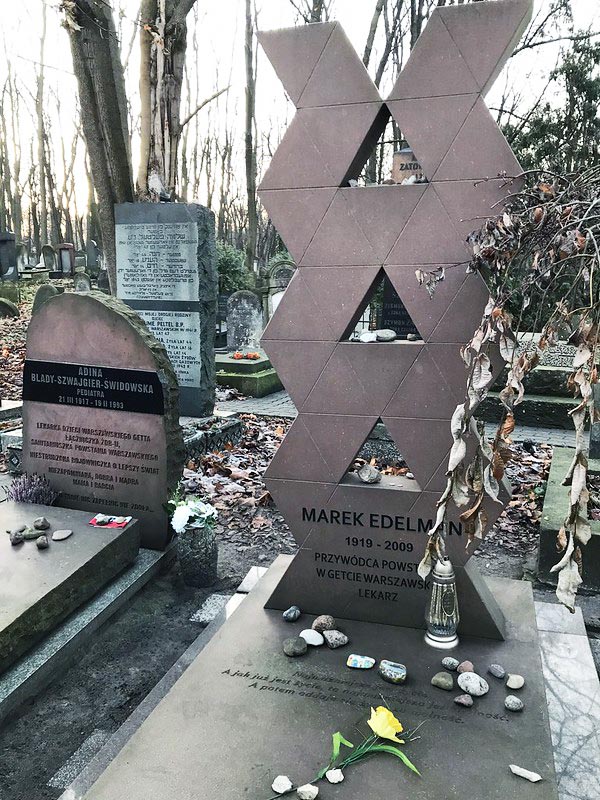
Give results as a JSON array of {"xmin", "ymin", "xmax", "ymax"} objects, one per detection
[
  {"xmin": 63, "ymin": 0, "xmax": 134, "ymax": 290},
  {"xmin": 36, "ymin": 2, "xmax": 47, "ymax": 247},
  {"xmin": 244, "ymin": 0, "xmax": 258, "ymax": 271}
]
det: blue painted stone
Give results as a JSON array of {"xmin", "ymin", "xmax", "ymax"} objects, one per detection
[
  {"xmin": 346, "ymin": 654, "xmax": 375, "ymax": 669},
  {"xmin": 378, "ymin": 660, "xmax": 407, "ymax": 684}
]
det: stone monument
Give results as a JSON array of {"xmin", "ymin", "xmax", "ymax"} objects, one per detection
[
  {"xmin": 226, "ymin": 289, "xmax": 263, "ymax": 350},
  {"xmin": 73, "ymin": 7, "xmax": 573, "ymax": 800},
  {"xmin": 259, "ymin": 7, "xmax": 528, "ymax": 637},
  {"xmin": 22, "ymin": 292, "xmax": 184, "ymax": 549},
  {"xmin": 115, "ymin": 203, "xmax": 217, "ymax": 417}
]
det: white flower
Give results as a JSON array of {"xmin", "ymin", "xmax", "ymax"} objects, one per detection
[
  {"xmin": 171, "ymin": 504, "xmax": 192, "ymax": 534},
  {"xmin": 325, "ymin": 769, "xmax": 344, "ymax": 784}
]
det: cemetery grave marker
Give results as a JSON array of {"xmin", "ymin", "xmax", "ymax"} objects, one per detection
[
  {"xmin": 226, "ymin": 289, "xmax": 263, "ymax": 351},
  {"xmin": 115, "ymin": 203, "xmax": 217, "ymax": 417},
  {"xmin": 22, "ymin": 291, "xmax": 184, "ymax": 549}
]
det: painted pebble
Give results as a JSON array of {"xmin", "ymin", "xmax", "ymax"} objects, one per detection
[
  {"xmin": 506, "ymin": 674, "xmax": 525, "ymax": 690},
  {"xmin": 431, "ymin": 671, "xmax": 454, "ymax": 691},
  {"xmin": 36, "ymin": 534, "xmax": 49, "ymax": 550},
  {"xmin": 454, "ymin": 694, "xmax": 473, "ymax": 708},
  {"xmin": 33, "ymin": 516, "xmax": 50, "ymax": 530},
  {"xmin": 283, "ymin": 637, "xmax": 308, "ymax": 657},
  {"xmin": 52, "ymin": 529, "xmax": 73, "ymax": 542},
  {"xmin": 271, "ymin": 775, "xmax": 293, "ymax": 794},
  {"xmin": 346, "ymin": 654, "xmax": 375, "ymax": 669},
  {"xmin": 312, "ymin": 614, "xmax": 336, "ymax": 632},
  {"xmin": 323, "ymin": 630, "xmax": 348, "ymax": 649},
  {"xmin": 282, "ymin": 605, "xmax": 301, "ymax": 622},
  {"xmin": 378, "ymin": 660, "xmax": 407, "ymax": 685},
  {"xmin": 457, "ymin": 672, "xmax": 489, "ymax": 697},
  {"xmin": 300, "ymin": 629, "xmax": 324, "ymax": 647},
  {"xmin": 488, "ymin": 664, "xmax": 506, "ymax": 679},
  {"xmin": 441, "ymin": 657, "xmax": 459, "ymax": 671},
  {"xmin": 457, "ymin": 660, "xmax": 474, "ymax": 674},
  {"xmin": 505, "ymin": 695, "xmax": 524, "ymax": 712}
]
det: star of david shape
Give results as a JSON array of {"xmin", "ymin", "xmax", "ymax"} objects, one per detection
[{"xmin": 257, "ymin": 1, "xmax": 532, "ymax": 633}]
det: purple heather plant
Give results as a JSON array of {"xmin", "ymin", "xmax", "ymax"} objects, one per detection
[{"xmin": 7, "ymin": 473, "xmax": 59, "ymax": 505}]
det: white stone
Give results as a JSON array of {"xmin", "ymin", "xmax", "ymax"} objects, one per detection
[
  {"xmin": 52, "ymin": 529, "xmax": 74, "ymax": 541},
  {"xmin": 509, "ymin": 764, "xmax": 542, "ymax": 783},
  {"xmin": 358, "ymin": 330, "xmax": 377, "ymax": 343},
  {"xmin": 506, "ymin": 673, "xmax": 525, "ymax": 690},
  {"xmin": 297, "ymin": 783, "xmax": 319, "ymax": 799},
  {"xmin": 271, "ymin": 775, "xmax": 293, "ymax": 794},
  {"xmin": 457, "ymin": 672, "xmax": 489, "ymax": 697},
  {"xmin": 299, "ymin": 629, "xmax": 324, "ymax": 646},
  {"xmin": 325, "ymin": 769, "xmax": 344, "ymax": 784}
]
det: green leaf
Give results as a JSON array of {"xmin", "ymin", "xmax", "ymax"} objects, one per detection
[
  {"xmin": 368, "ymin": 745, "xmax": 421, "ymax": 776},
  {"xmin": 332, "ymin": 731, "xmax": 354, "ymax": 761}
]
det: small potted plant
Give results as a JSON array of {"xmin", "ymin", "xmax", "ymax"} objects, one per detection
[{"xmin": 169, "ymin": 492, "xmax": 219, "ymax": 588}]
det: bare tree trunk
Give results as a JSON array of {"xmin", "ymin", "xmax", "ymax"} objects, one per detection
[
  {"xmin": 36, "ymin": 1, "xmax": 47, "ymax": 245},
  {"xmin": 244, "ymin": 0, "xmax": 257, "ymax": 271},
  {"xmin": 63, "ymin": 0, "xmax": 134, "ymax": 290}
]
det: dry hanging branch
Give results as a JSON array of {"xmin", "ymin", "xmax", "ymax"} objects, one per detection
[{"xmin": 420, "ymin": 167, "xmax": 600, "ymax": 612}]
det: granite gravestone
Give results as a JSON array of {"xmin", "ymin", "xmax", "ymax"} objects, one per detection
[
  {"xmin": 226, "ymin": 290, "xmax": 263, "ymax": 351},
  {"xmin": 259, "ymin": 6, "xmax": 528, "ymax": 638},
  {"xmin": 115, "ymin": 203, "xmax": 217, "ymax": 417},
  {"xmin": 21, "ymin": 292, "xmax": 184, "ymax": 550},
  {"xmin": 0, "ymin": 231, "xmax": 18, "ymax": 282}
]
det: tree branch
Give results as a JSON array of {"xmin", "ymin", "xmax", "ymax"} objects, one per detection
[
  {"xmin": 512, "ymin": 31, "xmax": 600, "ymax": 57},
  {"xmin": 179, "ymin": 85, "xmax": 230, "ymax": 130},
  {"xmin": 166, "ymin": 0, "xmax": 197, "ymax": 35}
]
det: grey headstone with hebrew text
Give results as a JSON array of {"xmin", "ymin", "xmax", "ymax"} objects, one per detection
[
  {"xmin": 226, "ymin": 290, "xmax": 263, "ymax": 351},
  {"xmin": 115, "ymin": 203, "xmax": 217, "ymax": 417}
]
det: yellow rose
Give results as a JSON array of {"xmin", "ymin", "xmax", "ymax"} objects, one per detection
[{"xmin": 367, "ymin": 706, "xmax": 405, "ymax": 744}]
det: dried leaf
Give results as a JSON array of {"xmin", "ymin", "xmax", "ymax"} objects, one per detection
[
  {"xmin": 448, "ymin": 437, "xmax": 467, "ymax": 472},
  {"xmin": 472, "ymin": 353, "xmax": 493, "ymax": 390},
  {"xmin": 570, "ymin": 461, "xmax": 587, "ymax": 506},
  {"xmin": 417, "ymin": 550, "xmax": 433, "ymax": 580},
  {"xmin": 483, "ymin": 465, "xmax": 502, "ymax": 503},
  {"xmin": 555, "ymin": 558, "xmax": 582, "ymax": 613},
  {"xmin": 573, "ymin": 343, "xmax": 592, "ymax": 369}
]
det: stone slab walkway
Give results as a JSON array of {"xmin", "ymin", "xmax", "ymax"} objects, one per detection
[{"xmin": 216, "ymin": 390, "xmax": 577, "ymax": 447}]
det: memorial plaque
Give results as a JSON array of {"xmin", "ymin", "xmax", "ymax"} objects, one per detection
[
  {"xmin": 258, "ymin": 9, "xmax": 530, "ymax": 637},
  {"xmin": 115, "ymin": 203, "xmax": 217, "ymax": 417},
  {"xmin": 380, "ymin": 275, "xmax": 420, "ymax": 338},
  {"xmin": 22, "ymin": 292, "xmax": 184, "ymax": 550}
]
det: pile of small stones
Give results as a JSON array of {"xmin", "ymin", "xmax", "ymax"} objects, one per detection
[
  {"xmin": 431, "ymin": 656, "xmax": 526, "ymax": 713},
  {"xmin": 6, "ymin": 517, "xmax": 73, "ymax": 550},
  {"xmin": 282, "ymin": 610, "xmax": 349, "ymax": 658}
]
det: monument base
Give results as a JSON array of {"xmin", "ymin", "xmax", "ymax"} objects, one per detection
[
  {"xmin": 79, "ymin": 556, "xmax": 558, "ymax": 800},
  {"xmin": 216, "ymin": 353, "xmax": 283, "ymax": 397}
]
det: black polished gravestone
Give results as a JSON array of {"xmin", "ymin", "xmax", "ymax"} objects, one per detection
[
  {"xmin": 380, "ymin": 275, "xmax": 420, "ymax": 339},
  {"xmin": 0, "ymin": 501, "xmax": 139, "ymax": 675},
  {"xmin": 115, "ymin": 203, "xmax": 217, "ymax": 417},
  {"xmin": 79, "ymin": 557, "xmax": 557, "ymax": 800},
  {"xmin": 21, "ymin": 292, "xmax": 184, "ymax": 550}
]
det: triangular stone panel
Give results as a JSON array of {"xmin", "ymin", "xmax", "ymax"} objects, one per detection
[
  {"xmin": 384, "ymin": 347, "xmax": 460, "ymax": 420},
  {"xmin": 382, "ymin": 417, "xmax": 452, "ymax": 491},
  {"xmin": 263, "ymin": 416, "xmax": 334, "ymax": 483},
  {"xmin": 388, "ymin": 94, "xmax": 478, "ymax": 180},
  {"xmin": 429, "ymin": 272, "xmax": 492, "ymax": 343},
  {"xmin": 265, "ymin": 478, "xmax": 335, "ymax": 548},
  {"xmin": 257, "ymin": 23, "xmax": 335, "ymax": 105},
  {"xmin": 440, "ymin": 1, "xmax": 533, "ymax": 95},
  {"xmin": 297, "ymin": 22, "xmax": 381, "ymax": 108},
  {"xmin": 386, "ymin": 186, "xmax": 469, "ymax": 265},
  {"xmin": 339, "ymin": 184, "xmax": 426, "ymax": 263},
  {"xmin": 387, "ymin": 12, "xmax": 479, "ymax": 100},
  {"xmin": 434, "ymin": 178, "xmax": 525, "ymax": 241},
  {"xmin": 301, "ymin": 266, "xmax": 381, "ymax": 340},
  {"xmin": 303, "ymin": 345, "xmax": 371, "ymax": 415},
  {"xmin": 301, "ymin": 413, "xmax": 379, "ymax": 482},
  {"xmin": 260, "ymin": 188, "xmax": 336, "ymax": 263},
  {"xmin": 261, "ymin": 272, "xmax": 334, "ymax": 341},
  {"xmin": 434, "ymin": 97, "xmax": 523, "ymax": 181},
  {"xmin": 262, "ymin": 340, "xmax": 335, "ymax": 410}
]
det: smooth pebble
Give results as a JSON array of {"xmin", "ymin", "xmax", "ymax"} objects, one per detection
[
  {"xmin": 282, "ymin": 605, "xmax": 301, "ymax": 622},
  {"xmin": 488, "ymin": 664, "xmax": 506, "ymax": 679},
  {"xmin": 431, "ymin": 671, "xmax": 454, "ymax": 691},
  {"xmin": 378, "ymin": 660, "xmax": 407, "ymax": 685},
  {"xmin": 454, "ymin": 694, "xmax": 473, "ymax": 708},
  {"xmin": 346, "ymin": 654, "xmax": 375, "ymax": 669},
  {"xmin": 505, "ymin": 695, "xmax": 524, "ymax": 712},
  {"xmin": 509, "ymin": 765, "xmax": 541, "ymax": 783},
  {"xmin": 36, "ymin": 534, "xmax": 49, "ymax": 550},
  {"xmin": 297, "ymin": 784, "xmax": 319, "ymax": 800},
  {"xmin": 300, "ymin": 629, "xmax": 324, "ymax": 647},
  {"xmin": 52, "ymin": 529, "xmax": 73, "ymax": 541},
  {"xmin": 283, "ymin": 637, "xmax": 308, "ymax": 657},
  {"xmin": 33, "ymin": 516, "xmax": 50, "ymax": 530},
  {"xmin": 441, "ymin": 657, "xmax": 459, "ymax": 671},
  {"xmin": 457, "ymin": 660, "xmax": 474, "ymax": 674},
  {"xmin": 457, "ymin": 672, "xmax": 489, "ymax": 697},
  {"xmin": 271, "ymin": 775, "xmax": 293, "ymax": 794},
  {"xmin": 506, "ymin": 674, "xmax": 525, "ymax": 690}
]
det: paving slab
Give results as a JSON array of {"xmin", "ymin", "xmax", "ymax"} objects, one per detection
[
  {"xmin": 0, "ymin": 501, "xmax": 139, "ymax": 674},
  {"xmin": 78, "ymin": 556, "xmax": 560, "ymax": 800}
]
